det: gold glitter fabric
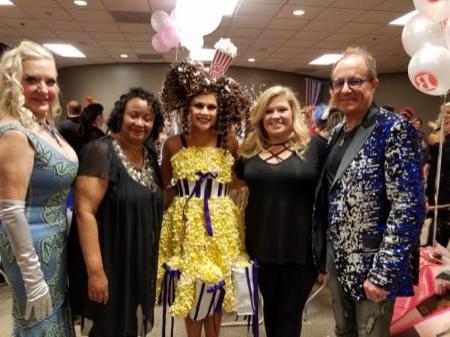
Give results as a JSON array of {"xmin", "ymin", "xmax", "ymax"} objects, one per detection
[{"xmin": 157, "ymin": 147, "xmax": 249, "ymax": 318}]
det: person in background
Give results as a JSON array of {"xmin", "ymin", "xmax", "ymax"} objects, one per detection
[
  {"xmin": 235, "ymin": 86, "xmax": 326, "ymax": 337},
  {"xmin": 426, "ymin": 103, "xmax": 450, "ymax": 248},
  {"xmin": 157, "ymin": 60, "xmax": 251, "ymax": 337},
  {"xmin": 58, "ymin": 100, "xmax": 83, "ymax": 153},
  {"xmin": 78, "ymin": 100, "xmax": 105, "ymax": 153},
  {"xmin": 68, "ymin": 87, "xmax": 164, "ymax": 337},
  {"xmin": 398, "ymin": 105, "xmax": 415, "ymax": 121},
  {"xmin": 313, "ymin": 47, "xmax": 425, "ymax": 337},
  {"xmin": 0, "ymin": 40, "xmax": 77, "ymax": 336}
]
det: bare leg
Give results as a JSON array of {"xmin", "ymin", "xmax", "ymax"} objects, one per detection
[
  {"xmin": 204, "ymin": 312, "xmax": 222, "ymax": 337},
  {"xmin": 185, "ymin": 317, "xmax": 203, "ymax": 337}
]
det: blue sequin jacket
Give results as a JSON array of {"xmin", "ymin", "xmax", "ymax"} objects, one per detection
[{"xmin": 312, "ymin": 105, "xmax": 426, "ymax": 300}]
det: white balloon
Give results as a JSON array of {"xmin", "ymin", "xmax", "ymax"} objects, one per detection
[
  {"xmin": 180, "ymin": 33, "xmax": 204, "ymax": 52},
  {"xmin": 402, "ymin": 13, "xmax": 446, "ymax": 57},
  {"xmin": 174, "ymin": 0, "xmax": 223, "ymax": 36},
  {"xmin": 151, "ymin": 10, "xmax": 171, "ymax": 33},
  {"xmin": 413, "ymin": 0, "xmax": 450, "ymax": 23},
  {"xmin": 444, "ymin": 19, "xmax": 450, "ymax": 48},
  {"xmin": 408, "ymin": 45, "xmax": 450, "ymax": 96}
]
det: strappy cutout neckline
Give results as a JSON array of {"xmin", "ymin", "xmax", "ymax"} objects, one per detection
[{"xmin": 259, "ymin": 142, "xmax": 294, "ymax": 165}]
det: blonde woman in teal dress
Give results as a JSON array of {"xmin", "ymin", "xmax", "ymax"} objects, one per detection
[{"xmin": 0, "ymin": 41, "xmax": 77, "ymax": 336}]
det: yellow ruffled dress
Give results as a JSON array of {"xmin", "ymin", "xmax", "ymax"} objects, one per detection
[{"xmin": 157, "ymin": 146, "xmax": 248, "ymax": 318}]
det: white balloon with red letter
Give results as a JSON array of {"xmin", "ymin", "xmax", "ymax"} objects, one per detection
[
  {"xmin": 402, "ymin": 12, "xmax": 446, "ymax": 57},
  {"xmin": 413, "ymin": 0, "xmax": 450, "ymax": 23},
  {"xmin": 408, "ymin": 45, "xmax": 450, "ymax": 96}
]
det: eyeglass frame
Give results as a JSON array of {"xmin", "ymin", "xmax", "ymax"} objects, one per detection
[{"xmin": 330, "ymin": 77, "xmax": 373, "ymax": 91}]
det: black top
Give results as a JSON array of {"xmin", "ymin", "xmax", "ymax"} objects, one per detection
[
  {"xmin": 57, "ymin": 117, "xmax": 82, "ymax": 154},
  {"xmin": 68, "ymin": 136, "xmax": 163, "ymax": 336},
  {"xmin": 426, "ymin": 137, "xmax": 450, "ymax": 206},
  {"xmin": 235, "ymin": 137, "xmax": 326, "ymax": 265},
  {"xmin": 80, "ymin": 126, "xmax": 105, "ymax": 154}
]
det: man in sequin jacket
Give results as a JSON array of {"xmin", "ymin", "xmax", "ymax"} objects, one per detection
[{"xmin": 312, "ymin": 47, "xmax": 425, "ymax": 337}]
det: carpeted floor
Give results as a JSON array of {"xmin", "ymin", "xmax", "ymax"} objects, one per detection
[{"xmin": 0, "ymin": 282, "xmax": 335, "ymax": 337}]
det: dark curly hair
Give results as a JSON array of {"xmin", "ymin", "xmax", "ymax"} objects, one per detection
[
  {"xmin": 107, "ymin": 87, "xmax": 164, "ymax": 142},
  {"xmin": 161, "ymin": 61, "xmax": 251, "ymax": 149}
]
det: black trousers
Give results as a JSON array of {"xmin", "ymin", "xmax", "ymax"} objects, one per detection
[{"xmin": 259, "ymin": 263, "xmax": 317, "ymax": 337}]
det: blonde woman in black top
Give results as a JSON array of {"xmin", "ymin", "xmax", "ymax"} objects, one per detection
[{"xmin": 235, "ymin": 86, "xmax": 326, "ymax": 337}]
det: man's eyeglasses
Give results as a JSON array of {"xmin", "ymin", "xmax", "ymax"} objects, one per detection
[{"xmin": 331, "ymin": 78, "xmax": 371, "ymax": 91}]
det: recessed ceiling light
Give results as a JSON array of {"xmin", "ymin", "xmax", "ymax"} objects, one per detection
[
  {"xmin": 0, "ymin": 0, "xmax": 14, "ymax": 5},
  {"xmin": 43, "ymin": 43, "xmax": 86, "ymax": 58},
  {"xmin": 389, "ymin": 10, "xmax": 418, "ymax": 26},
  {"xmin": 190, "ymin": 48, "xmax": 215, "ymax": 61},
  {"xmin": 292, "ymin": 9, "xmax": 305, "ymax": 16},
  {"xmin": 248, "ymin": 58, "xmax": 256, "ymax": 63},
  {"xmin": 120, "ymin": 54, "xmax": 128, "ymax": 58},
  {"xmin": 309, "ymin": 53, "xmax": 342, "ymax": 65},
  {"xmin": 73, "ymin": 0, "xmax": 87, "ymax": 6}
]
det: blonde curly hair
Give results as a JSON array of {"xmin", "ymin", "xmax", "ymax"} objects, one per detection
[
  {"xmin": 239, "ymin": 85, "xmax": 310, "ymax": 158},
  {"xmin": 0, "ymin": 40, "xmax": 61, "ymax": 129}
]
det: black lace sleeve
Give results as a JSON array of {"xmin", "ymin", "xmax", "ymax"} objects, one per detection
[{"xmin": 78, "ymin": 137, "xmax": 113, "ymax": 182}]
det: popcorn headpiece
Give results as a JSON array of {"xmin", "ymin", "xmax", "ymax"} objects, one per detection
[{"xmin": 209, "ymin": 38, "xmax": 237, "ymax": 80}]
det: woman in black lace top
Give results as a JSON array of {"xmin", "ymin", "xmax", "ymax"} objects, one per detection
[
  {"xmin": 68, "ymin": 87, "xmax": 164, "ymax": 337},
  {"xmin": 235, "ymin": 86, "xmax": 326, "ymax": 337}
]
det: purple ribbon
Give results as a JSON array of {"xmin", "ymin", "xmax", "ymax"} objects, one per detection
[
  {"xmin": 252, "ymin": 260, "xmax": 260, "ymax": 337},
  {"xmin": 207, "ymin": 280, "xmax": 226, "ymax": 313},
  {"xmin": 161, "ymin": 264, "xmax": 180, "ymax": 337},
  {"xmin": 182, "ymin": 171, "xmax": 218, "ymax": 236}
]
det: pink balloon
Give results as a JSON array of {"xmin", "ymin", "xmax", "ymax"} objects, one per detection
[
  {"xmin": 161, "ymin": 26, "xmax": 180, "ymax": 48},
  {"xmin": 151, "ymin": 33, "xmax": 171, "ymax": 53}
]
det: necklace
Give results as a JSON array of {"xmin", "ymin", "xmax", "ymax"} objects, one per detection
[
  {"xmin": 338, "ymin": 124, "xmax": 359, "ymax": 147},
  {"xmin": 112, "ymin": 138, "xmax": 157, "ymax": 191},
  {"xmin": 34, "ymin": 117, "xmax": 63, "ymax": 147}
]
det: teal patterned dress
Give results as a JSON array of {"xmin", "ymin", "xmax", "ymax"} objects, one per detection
[{"xmin": 0, "ymin": 122, "xmax": 78, "ymax": 337}]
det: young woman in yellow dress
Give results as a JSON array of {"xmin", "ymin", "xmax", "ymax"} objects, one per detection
[{"xmin": 157, "ymin": 61, "xmax": 251, "ymax": 337}]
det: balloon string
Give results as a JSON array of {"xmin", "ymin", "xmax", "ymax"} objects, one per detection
[
  {"xmin": 175, "ymin": 45, "xmax": 178, "ymax": 62},
  {"xmin": 432, "ymin": 92, "xmax": 449, "ymax": 246}
]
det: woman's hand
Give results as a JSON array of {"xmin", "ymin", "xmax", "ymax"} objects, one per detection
[{"xmin": 88, "ymin": 269, "xmax": 109, "ymax": 305}]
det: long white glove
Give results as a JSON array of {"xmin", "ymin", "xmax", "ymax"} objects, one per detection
[{"xmin": 0, "ymin": 199, "xmax": 53, "ymax": 320}]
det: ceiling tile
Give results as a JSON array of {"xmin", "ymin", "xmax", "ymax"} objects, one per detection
[
  {"xmin": 228, "ymin": 28, "xmax": 262, "ymax": 39},
  {"xmin": 97, "ymin": 40, "xmax": 129, "ymax": 48},
  {"xmin": 41, "ymin": 20, "xmax": 82, "ymax": 31},
  {"xmin": 259, "ymin": 29, "xmax": 296, "ymax": 39},
  {"xmin": 267, "ymin": 18, "xmax": 309, "ymax": 30},
  {"xmin": 0, "ymin": 18, "xmax": 46, "ymax": 29},
  {"xmin": 0, "ymin": 27, "xmax": 20, "ymax": 36},
  {"xmin": 18, "ymin": 28, "xmax": 58, "ymax": 38},
  {"xmin": 331, "ymin": 0, "xmax": 385, "ymax": 9},
  {"xmin": 56, "ymin": 30, "xmax": 92, "ymax": 40},
  {"xmin": 56, "ymin": 0, "xmax": 106, "ymax": 10},
  {"xmin": 102, "ymin": 0, "xmax": 150, "ymax": 11},
  {"xmin": 231, "ymin": 17, "xmax": 271, "ymax": 29},
  {"xmin": 354, "ymin": 10, "xmax": 399, "ymax": 23},
  {"xmin": 118, "ymin": 23, "xmax": 152, "ymax": 34},
  {"xmin": 324, "ymin": 32, "xmax": 362, "ymax": 42},
  {"xmin": 14, "ymin": 0, "xmax": 60, "ymax": 6},
  {"xmin": 124, "ymin": 33, "xmax": 152, "ymax": 42},
  {"xmin": 314, "ymin": 8, "xmax": 367, "ymax": 22},
  {"xmin": 235, "ymin": 3, "xmax": 282, "ymax": 18},
  {"xmin": 22, "ymin": 7, "xmax": 72, "ymax": 20},
  {"xmin": 89, "ymin": 32, "xmax": 125, "ymax": 41},
  {"xmin": 337, "ymin": 22, "xmax": 380, "ymax": 34},
  {"xmin": 80, "ymin": 22, "xmax": 120, "ymax": 33},
  {"xmin": 292, "ymin": 30, "xmax": 329, "ymax": 41},
  {"xmin": 69, "ymin": 9, "xmax": 115, "ymax": 22},
  {"xmin": 374, "ymin": 0, "xmax": 415, "ymax": 12},
  {"xmin": 0, "ymin": 6, "xmax": 32, "ymax": 18},
  {"xmin": 288, "ymin": 0, "xmax": 334, "ymax": 5},
  {"xmin": 301, "ymin": 20, "xmax": 347, "ymax": 32}
]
